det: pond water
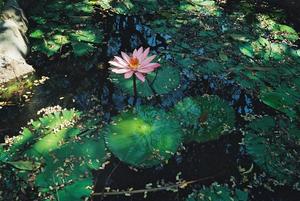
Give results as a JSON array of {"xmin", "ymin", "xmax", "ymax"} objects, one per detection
[{"xmin": 0, "ymin": 0, "xmax": 300, "ymax": 201}]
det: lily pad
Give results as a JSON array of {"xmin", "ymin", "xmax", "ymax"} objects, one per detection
[
  {"xmin": 110, "ymin": 64, "xmax": 180, "ymax": 97},
  {"xmin": 0, "ymin": 109, "xmax": 80, "ymax": 161},
  {"xmin": 35, "ymin": 136, "xmax": 107, "ymax": 191},
  {"xmin": 245, "ymin": 116, "xmax": 300, "ymax": 187},
  {"xmin": 103, "ymin": 106, "xmax": 183, "ymax": 167},
  {"xmin": 172, "ymin": 95, "xmax": 235, "ymax": 143},
  {"xmin": 260, "ymin": 85, "xmax": 300, "ymax": 119},
  {"xmin": 56, "ymin": 178, "xmax": 93, "ymax": 201},
  {"xmin": 0, "ymin": 109, "xmax": 108, "ymax": 200}
]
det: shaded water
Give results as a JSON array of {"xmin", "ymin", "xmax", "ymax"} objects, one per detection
[{"xmin": 1, "ymin": 1, "xmax": 300, "ymax": 201}]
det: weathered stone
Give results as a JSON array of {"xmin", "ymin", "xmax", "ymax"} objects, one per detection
[{"xmin": 0, "ymin": 0, "xmax": 34, "ymax": 84}]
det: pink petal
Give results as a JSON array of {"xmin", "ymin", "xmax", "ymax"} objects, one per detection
[
  {"xmin": 109, "ymin": 61, "xmax": 127, "ymax": 68},
  {"xmin": 140, "ymin": 55, "xmax": 156, "ymax": 66},
  {"xmin": 133, "ymin": 49, "xmax": 138, "ymax": 57},
  {"xmin": 137, "ymin": 67, "xmax": 155, "ymax": 73},
  {"xmin": 111, "ymin": 68, "xmax": 131, "ymax": 74},
  {"xmin": 121, "ymin": 52, "xmax": 130, "ymax": 63},
  {"xmin": 135, "ymin": 72, "xmax": 145, "ymax": 82},
  {"xmin": 114, "ymin": 56, "xmax": 128, "ymax": 66},
  {"xmin": 140, "ymin": 63, "xmax": 160, "ymax": 70},
  {"xmin": 140, "ymin": 47, "xmax": 150, "ymax": 61},
  {"xmin": 136, "ymin": 47, "xmax": 144, "ymax": 60},
  {"xmin": 124, "ymin": 71, "xmax": 134, "ymax": 79}
]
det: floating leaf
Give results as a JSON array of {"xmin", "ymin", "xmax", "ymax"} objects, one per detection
[
  {"xmin": 245, "ymin": 116, "xmax": 300, "ymax": 187},
  {"xmin": 5, "ymin": 160, "xmax": 41, "ymax": 171},
  {"xmin": 239, "ymin": 44, "xmax": 254, "ymax": 58},
  {"xmin": 30, "ymin": 29, "xmax": 44, "ymax": 39},
  {"xmin": 197, "ymin": 61, "xmax": 224, "ymax": 74},
  {"xmin": 172, "ymin": 95, "xmax": 235, "ymax": 143},
  {"xmin": 272, "ymin": 24, "xmax": 299, "ymax": 42},
  {"xmin": 0, "ymin": 109, "xmax": 107, "ymax": 201},
  {"xmin": 70, "ymin": 28, "xmax": 103, "ymax": 44},
  {"xmin": 104, "ymin": 106, "xmax": 182, "ymax": 167},
  {"xmin": 28, "ymin": 0, "xmax": 103, "ymax": 57},
  {"xmin": 56, "ymin": 178, "xmax": 93, "ymax": 201},
  {"xmin": 72, "ymin": 42, "xmax": 95, "ymax": 56},
  {"xmin": 260, "ymin": 85, "xmax": 300, "ymax": 119},
  {"xmin": 35, "ymin": 137, "xmax": 107, "ymax": 189}
]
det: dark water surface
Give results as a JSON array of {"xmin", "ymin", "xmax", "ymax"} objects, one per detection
[{"xmin": 1, "ymin": 1, "xmax": 300, "ymax": 201}]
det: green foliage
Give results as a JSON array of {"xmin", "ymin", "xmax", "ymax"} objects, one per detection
[
  {"xmin": 245, "ymin": 116, "xmax": 300, "ymax": 188},
  {"xmin": 98, "ymin": 0, "xmax": 175, "ymax": 15},
  {"xmin": 186, "ymin": 182, "xmax": 248, "ymax": 201},
  {"xmin": 35, "ymin": 137, "xmax": 106, "ymax": 199},
  {"xmin": 28, "ymin": 0, "xmax": 103, "ymax": 57},
  {"xmin": 172, "ymin": 95, "xmax": 235, "ymax": 143},
  {"xmin": 103, "ymin": 106, "xmax": 182, "ymax": 167},
  {"xmin": 0, "ymin": 75, "xmax": 35, "ymax": 102},
  {"xmin": 148, "ymin": 0, "xmax": 300, "ymax": 120},
  {"xmin": 0, "ymin": 109, "xmax": 81, "ymax": 161},
  {"xmin": 110, "ymin": 63, "xmax": 180, "ymax": 97},
  {"xmin": 0, "ymin": 109, "xmax": 108, "ymax": 200}
]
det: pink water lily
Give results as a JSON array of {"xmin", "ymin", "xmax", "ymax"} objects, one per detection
[{"xmin": 109, "ymin": 47, "xmax": 160, "ymax": 82}]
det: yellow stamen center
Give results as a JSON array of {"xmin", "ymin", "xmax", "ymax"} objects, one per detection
[{"xmin": 129, "ymin": 57, "xmax": 139, "ymax": 70}]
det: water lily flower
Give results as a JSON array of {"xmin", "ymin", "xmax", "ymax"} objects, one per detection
[{"xmin": 109, "ymin": 47, "xmax": 160, "ymax": 82}]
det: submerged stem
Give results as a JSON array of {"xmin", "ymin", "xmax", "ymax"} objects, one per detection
[{"xmin": 133, "ymin": 74, "xmax": 137, "ymax": 104}]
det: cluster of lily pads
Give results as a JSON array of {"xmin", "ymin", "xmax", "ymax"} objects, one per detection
[
  {"xmin": 5, "ymin": 0, "xmax": 300, "ymax": 200},
  {"xmin": 0, "ymin": 93, "xmax": 236, "ymax": 200},
  {"xmin": 0, "ymin": 109, "xmax": 108, "ymax": 200},
  {"xmin": 28, "ymin": 0, "xmax": 103, "ymax": 57},
  {"xmin": 244, "ymin": 116, "xmax": 300, "ymax": 189},
  {"xmin": 146, "ymin": 0, "xmax": 300, "ymax": 119}
]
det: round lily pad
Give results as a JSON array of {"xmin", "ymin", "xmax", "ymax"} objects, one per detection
[
  {"xmin": 110, "ymin": 64, "xmax": 180, "ymax": 97},
  {"xmin": 35, "ymin": 136, "xmax": 107, "ymax": 189},
  {"xmin": 172, "ymin": 95, "xmax": 235, "ymax": 143},
  {"xmin": 103, "ymin": 106, "xmax": 183, "ymax": 167},
  {"xmin": 245, "ymin": 116, "xmax": 300, "ymax": 187}
]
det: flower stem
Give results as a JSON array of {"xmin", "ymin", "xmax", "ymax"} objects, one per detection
[{"xmin": 133, "ymin": 74, "xmax": 137, "ymax": 104}]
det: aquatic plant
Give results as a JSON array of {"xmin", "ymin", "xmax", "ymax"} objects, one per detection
[
  {"xmin": 103, "ymin": 106, "xmax": 182, "ymax": 167},
  {"xmin": 98, "ymin": 0, "xmax": 176, "ymax": 15},
  {"xmin": 244, "ymin": 116, "xmax": 300, "ymax": 189},
  {"xmin": 0, "ymin": 109, "xmax": 108, "ymax": 200},
  {"xmin": 0, "ymin": 109, "xmax": 81, "ymax": 161},
  {"xmin": 110, "ymin": 61, "xmax": 180, "ymax": 97},
  {"xmin": 172, "ymin": 95, "xmax": 235, "ymax": 143},
  {"xmin": 28, "ymin": 0, "xmax": 103, "ymax": 57},
  {"xmin": 148, "ymin": 0, "xmax": 300, "ymax": 119},
  {"xmin": 260, "ymin": 84, "xmax": 300, "ymax": 119},
  {"xmin": 109, "ymin": 47, "xmax": 160, "ymax": 99},
  {"xmin": 186, "ymin": 182, "xmax": 248, "ymax": 201},
  {"xmin": 109, "ymin": 47, "xmax": 160, "ymax": 82},
  {"xmin": 0, "ymin": 75, "xmax": 36, "ymax": 102}
]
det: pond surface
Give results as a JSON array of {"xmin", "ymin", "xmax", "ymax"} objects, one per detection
[{"xmin": 0, "ymin": 0, "xmax": 300, "ymax": 201}]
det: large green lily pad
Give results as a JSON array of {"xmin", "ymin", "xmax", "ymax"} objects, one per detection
[
  {"xmin": 172, "ymin": 95, "xmax": 235, "ymax": 143},
  {"xmin": 245, "ymin": 116, "xmax": 300, "ymax": 188},
  {"xmin": 104, "ymin": 106, "xmax": 183, "ymax": 167}
]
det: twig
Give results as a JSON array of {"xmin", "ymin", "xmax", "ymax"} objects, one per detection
[{"xmin": 93, "ymin": 172, "xmax": 224, "ymax": 197}]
